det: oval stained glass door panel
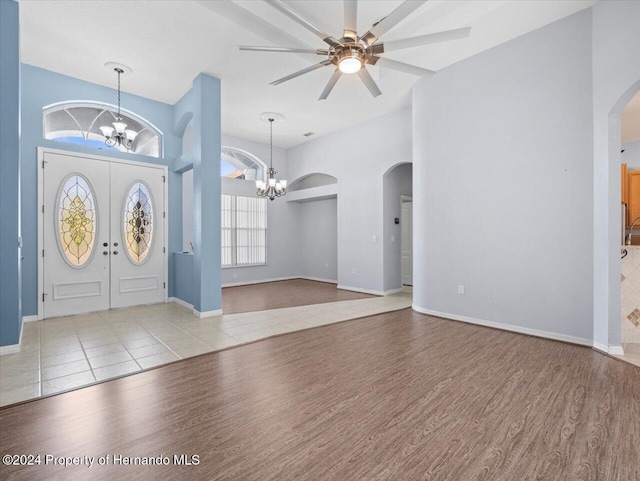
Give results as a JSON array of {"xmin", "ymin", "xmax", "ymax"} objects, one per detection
[
  {"xmin": 58, "ymin": 174, "xmax": 97, "ymax": 267},
  {"xmin": 123, "ymin": 181, "xmax": 154, "ymax": 264}
]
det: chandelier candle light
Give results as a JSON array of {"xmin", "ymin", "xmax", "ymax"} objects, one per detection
[
  {"xmin": 256, "ymin": 112, "xmax": 287, "ymax": 201},
  {"xmin": 100, "ymin": 63, "xmax": 138, "ymax": 151}
]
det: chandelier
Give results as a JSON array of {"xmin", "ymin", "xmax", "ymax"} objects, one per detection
[
  {"xmin": 256, "ymin": 113, "xmax": 287, "ymax": 201},
  {"xmin": 100, "ymin": 64, "xmax": 138, "ymax": 151}
]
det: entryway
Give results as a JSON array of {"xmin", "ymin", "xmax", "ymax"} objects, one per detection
[{"xmin": 39, "ymin": 149, "xmax": 167, "ymax": 319}]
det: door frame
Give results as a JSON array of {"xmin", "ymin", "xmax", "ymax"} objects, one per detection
[
  {"xmin": 37, "ymin": 146, "xmax": 169, "ymax": 320},
  {"xmin": 400, "ymin": 195, "xmax": 413, "ymax": 286}
]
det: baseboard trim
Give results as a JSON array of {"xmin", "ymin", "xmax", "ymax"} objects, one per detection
[
  {"xmin": 300, "ymin": 276, "xmax": 338, "ymax": 285},
  {"xmin": 608, "ymin": 345, "xmax": 624, "ymax": 355},
  {"xmin": 383, "ymin": 288, "xmax": 404, "ymax": 296},
  {"xmin": 170, "ymin": 297, "xmax": 194, "ymax": 310},
  {"xmin": 194, "ymin": 308, "xmax": 223, "ymax": 319},
  {"xmin": 22, "ymin": 315, "xmax": 38, "ymax": 323},
  {"xmin": 0, "ymin": 344, "xmax": 21, "ymax": 355},
  {"xmin": 413, "ymin": 305, "xmax": 592, "ymax": 347},
  {"xmin": 337, "ymin": 285, "xmax": 384, "ymax": 296},
  {"xmin": 222, "ymin": 276, "xmax": 298, "ymax": 288},
  {"xmin": 592, "ymin": 341, "xmax": 609, "ymax": 353}
]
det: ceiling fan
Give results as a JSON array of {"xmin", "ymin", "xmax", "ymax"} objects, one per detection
[{"xmin": 239, "ymin": 0, "xmax": 471, "ymax": 100}]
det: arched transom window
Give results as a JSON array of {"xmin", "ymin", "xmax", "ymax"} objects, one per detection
[
  {"xmin": 221, "ymin": 147, "xmax": 266, "ymax": 181},
  {"xmin": 43, "ymin": 102, "xmax": 162, "ymax": 158}
]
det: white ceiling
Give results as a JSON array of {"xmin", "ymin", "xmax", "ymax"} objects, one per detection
[
  {"xmin": 19, "ymin": 0, "xmax": 596, "ymax": 148},
  {"xmin": 622, "ymin": 91, "xmax": 640, "ymax": 143}
]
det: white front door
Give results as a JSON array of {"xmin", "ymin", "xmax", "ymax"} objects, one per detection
[
  {"xmin": 43, "ymin": 152, "xmax": 111, "ymax": 318},
  {"xmin": 110, "ymin": 162, "xmax": 165, "ymax": 309},
  {"xmin": 401, "ymin": 200, "xmax": 413, "ymax": 286},
  {"xmin": 42, "ymin": 150, "xmax": 166, "ymax": 318}
]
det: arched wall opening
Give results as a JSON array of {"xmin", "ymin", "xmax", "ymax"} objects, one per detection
[
  {"xmin": 382, "ymin": 162, "xmax": 413, "ymax": 293},
  {"xmin": 607, "ymin": 80, "xmax": 640, "ymax": 355}
]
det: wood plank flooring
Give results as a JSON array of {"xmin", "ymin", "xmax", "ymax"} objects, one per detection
[
  {"xmin": 222, "ymin": 279, "xmax": 376, "ymax": 314},
  {"xmin": 1, "ymin": 308, "xmax": 638, "ymax": 481}
]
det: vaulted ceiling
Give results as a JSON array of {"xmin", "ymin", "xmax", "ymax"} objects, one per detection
[{"xmin": 19, "ymin": 0, "xmax": 596, "ymax": 148}]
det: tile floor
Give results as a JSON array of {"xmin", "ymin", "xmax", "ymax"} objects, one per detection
[
  {"xmin": 0, "ymin": 291, "xmax": 412, "ymax": 407},
  {"xmin": 616, "ymin": 342, "xmax": 640, "ymax": 367}
]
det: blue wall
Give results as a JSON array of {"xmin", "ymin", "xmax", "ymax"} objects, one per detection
[
  {"xmin": 0, "ymin": 0, "xmax": 22, "ymax": 347},
  {"xmin": 19, "ymin": 64, "xmax": 183, "ymax": 317}
]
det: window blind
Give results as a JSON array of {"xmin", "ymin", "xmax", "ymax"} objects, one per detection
[{"xmin": 221, "ymin": 194, "xmax": 267, "ymax": 267}]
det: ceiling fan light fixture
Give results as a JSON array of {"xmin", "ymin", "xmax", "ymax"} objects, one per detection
[{"xmin": 337, "ymin": 49, "xmax": 363, "ymax": 73}]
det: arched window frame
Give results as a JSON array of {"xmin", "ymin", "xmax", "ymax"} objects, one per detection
[
  {"xmin": 221, "ymin": 146, "xmax": 267, "ymax": 181},
  {"xmin": 43, "ymin": 101, "xmax": 164, "ymax": 158}
]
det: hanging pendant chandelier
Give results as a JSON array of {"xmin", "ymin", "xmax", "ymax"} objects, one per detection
[
  {"xmin": 256, "ymin": 113, "xmax": 287, "ymax": 201},
  {"xmin": 100, "ymin": 64, "xmax": 138, "ymax": 151}
]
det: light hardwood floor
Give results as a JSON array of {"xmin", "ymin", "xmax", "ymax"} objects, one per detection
[{"xmin": 1, "ymin": 308, "xmax": 638, "ymax": 480}]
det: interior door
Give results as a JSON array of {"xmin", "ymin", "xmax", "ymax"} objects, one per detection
[
  {"xmin": 110, "ymin": 162, "xmax": 165, "ymax": 309},
  {"xmin": 43, "ymin": 152, "xmax": 111, "ymax": 318},
  {"xmin": 401, "ymin": 200, "xmax": 413, "ymax": 286}
]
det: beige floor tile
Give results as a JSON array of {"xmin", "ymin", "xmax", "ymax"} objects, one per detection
[
  {"xmin": 41, "ymin": 350, "xmax": 87, "ymax": 368},
  {"xmin": 121, "ymin": 336, "xmax": 160, "ymax": 350},
  {"xmin": 1, "ymin": 369, "xmax": 41, "ymax": 389},
  {"xmin": 42, "ymin": 359, "xmax": 91, "ymax": 381},
  {"xmin": 79, "ymin": 336, "xmax": 121, "ymax": 349},
  {"xmin": 0, "ymin": 383, "xmax": 41, "ymax": 407},
  {"xmin": 127, "ymin": 343, "xmax": 170, "ymax": 359},
  {"xmin": 88, "ymin": 351, "xmax": 134, "ymax": 369},
  {"xmin": 40, "ymin": 345, "xmax": 80, "ymax": 358},
  {"xmin": 84, "ymin": 343, "xmax": 127, "ymax": 358},
  {"xmin": 41, "ymin": 371, "xmax": 96, "ymax": 396},
  {"xmin": 93, "ymin": 360, "xmax": 141, "ymax": 382},
  {"xmin": 136, "ymin": 351, "xmax": 180, "ymax": 369}
]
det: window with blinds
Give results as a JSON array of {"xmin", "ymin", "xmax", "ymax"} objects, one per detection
[{"xmin": 221, "ymin": 194, "xmax": 267, "ymax": 267}]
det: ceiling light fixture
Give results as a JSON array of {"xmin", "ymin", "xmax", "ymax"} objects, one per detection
[
  {"xmin": 100, "ymin": 63, "xmax": 138, "ymax": 151},
  {"xmin": 337, "ymin": 48, "xmax": 363, "ymax": 74},
  {"xmin": 256, "ymin": 113, "xmax": 287, "ymax": 201}
]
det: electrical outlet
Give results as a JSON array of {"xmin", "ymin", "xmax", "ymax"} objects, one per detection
[
  {"xmin": 458, "ymin": 285, "xmax": 465, "ymax": 294},
  {"xmin": 325, "ymin": 263, "xmax": 329, "ymax": 268},
  {"xmin": 391, "ymin": 235, "xmax": 395, "ymax": 242},
  {"xmin": 372, "ymin": 235, "xmax": 377, "ymax": 243},
  {"xmin": 352, "ymin": 267, "xmax": 356, "ymax": 274},
  {"xmin": 233, "ymin": 273, "xmax": 238, "ymax": 279}
]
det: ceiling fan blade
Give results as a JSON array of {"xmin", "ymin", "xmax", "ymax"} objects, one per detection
[
  {"xmin": 196, "ymin": 0, "xmax": 316, "ymax": 61},
  {"xmin": 319, "ymin": 69, "xmax": 342, "ymax": 100},
  {"xmin": 268, "ymin": 0, "xmax": 341, "ymax": 47},
  {"xmin": 361, "ymin": 0, "xmax": 428, "ymax": 46},
  {"xmin": 357, "ymin": 68, "xmax": 382, "ymax": 98},
  {"xmin": 344, "ymin": 0, "xmax": 358, "ymax": 34},
  {"xmin": 239, "ymin": 45, "xmax": 329, "ymax": 55},
  {"xmin": 370, "ymin": 57, "xmax": 435, "ymax": 77},
  {"xmin": 270, "ymin": 59, "xmax": 333, "ymax": 86},
  {"xmin": 380, "ymin": 26, "xmax": 471, "ymax": 52}
]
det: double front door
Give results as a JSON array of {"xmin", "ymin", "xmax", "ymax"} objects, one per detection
[{"xmin": 41, "ymin": 151, "xmax": 166, "ymax": 318}]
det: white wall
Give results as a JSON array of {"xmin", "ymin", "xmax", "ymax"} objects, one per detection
[
  {"xmin": 298, "ymin": 198, "xmax": 338, "ymax": 282},
  {"xmin": 622, "ymin": 140, "xmax": 640, "ymax": 170},
  {"xmin": 287, "ymin": 108, "xmax": 412, "ymax": 294},
  {"xmin": 383, "ymin": 163, "xmax": 412, "ymax": 291},
  {"xmin": 591, "ymin": 0, "xmax": 640, "ymax": 348},
  {"xmin": 412, "ymin": 9, "xmax": 594, "ymax": 343}
]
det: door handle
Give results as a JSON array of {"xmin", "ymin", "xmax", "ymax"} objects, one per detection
[
  {"xmin": 113, "ymin": 251, "xmax": 119, "ymax": 255},
  {"xmin": 103, "ymin": 251, "xmax": 109, "ymax": 256}
]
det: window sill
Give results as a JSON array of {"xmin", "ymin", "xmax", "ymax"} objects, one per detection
[{"xmin": 222, "ymin": 264, "xmax": 268, "ymax": 269}]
